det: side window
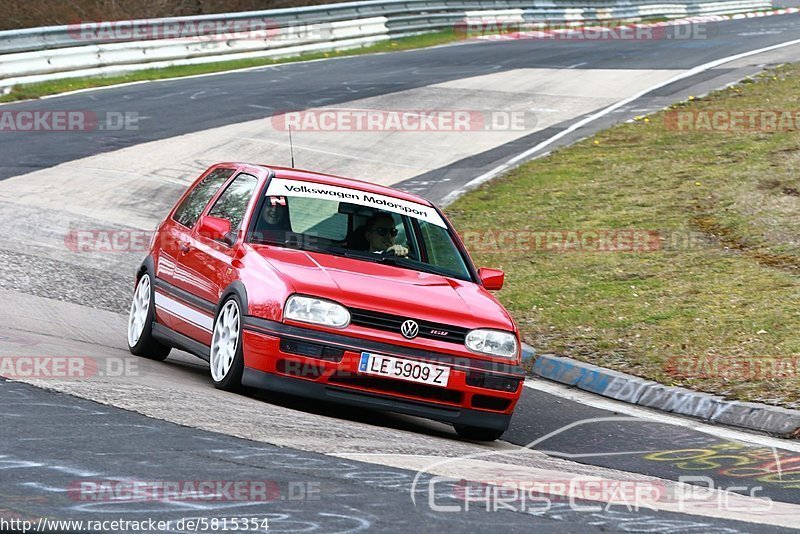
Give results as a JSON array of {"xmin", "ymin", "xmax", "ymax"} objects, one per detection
[
  {"xmin": 172, "ymin": 168, "xmax": 235, "ymax": 229},
  {"xmin": 208, "ymin": 173, "xmax": 259, "ymax": 233},
  {"xmin": 419, "ymin": 222, "xmax": 469, "ymax": 277}
]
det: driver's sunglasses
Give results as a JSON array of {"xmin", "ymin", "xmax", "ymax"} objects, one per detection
[{"xmin": 371, "ymin": 227, "xmax": 398, "ymax": 237}]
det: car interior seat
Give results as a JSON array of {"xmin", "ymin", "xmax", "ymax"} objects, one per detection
[{"xmin": 339, "ymin": 203, "xmax": 375, "ymax": 250}]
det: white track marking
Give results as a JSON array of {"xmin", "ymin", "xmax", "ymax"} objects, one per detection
[
  {"xmin": 440, "ymin": 37, "xmax": 800, "ymax": 206},
  {"xmin": 0, "ymin": 68, "xmax": 676, "ymax": 230},
  {"xmin": 525, "ymin": 379, "xmax": 800, "ymax": 453}
]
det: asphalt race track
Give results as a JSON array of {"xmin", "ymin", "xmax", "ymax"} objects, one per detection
[{"xmin": 2, "ymin": 12, "xmax": 800, "ymax": 533}]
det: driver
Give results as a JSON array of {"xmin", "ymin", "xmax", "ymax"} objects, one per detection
[
  {"xmin": 254, "ymin": 198, "xmax": 290, "ymax": 243},
  {"xmin": 364, "ymin": 212, "xmax": 408, "ymax": 257}
]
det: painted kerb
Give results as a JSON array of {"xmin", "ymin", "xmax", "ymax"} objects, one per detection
[{"xmin": 530, "ymin": 353, "xmax": 800, "ymax": 436}]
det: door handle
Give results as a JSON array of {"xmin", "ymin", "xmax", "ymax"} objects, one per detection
[{"xmin": 179, "ymin": 242, "xmax": 191, "ymax": 254}]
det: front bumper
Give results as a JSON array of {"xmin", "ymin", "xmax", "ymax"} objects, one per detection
[{"xmin": 242, "ymin": 316, "xmax": 525, "ymax": 430}]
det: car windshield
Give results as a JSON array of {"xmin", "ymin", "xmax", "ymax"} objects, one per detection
[{"xmin": 247, "ymin": 178, "xmax": 473, "ymax": 281}]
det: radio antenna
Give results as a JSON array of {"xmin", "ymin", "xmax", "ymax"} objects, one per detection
[{"xmin": 288, "ymin": 126, "xmax": 295, "ymax": 168}]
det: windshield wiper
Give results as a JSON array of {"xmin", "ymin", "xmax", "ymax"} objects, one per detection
[
  {"xmin": 393, "ymin": 259, "xmax": 448, "ymax": 277},
  {"xmin": 284, "ymin": 240, "xmax": 346, "ymax": 257},
  {"xmin": 273, "ymin": 243, "xmax": 457, "ymax": 278},
  {"xmin": 253, "ymin": 237, "xmax": 287, "ymax": 247}
]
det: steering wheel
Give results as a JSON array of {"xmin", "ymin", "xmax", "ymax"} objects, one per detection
[{"xmin": 380, "ymin": 244, "xmax": 415, "ymax": 258}]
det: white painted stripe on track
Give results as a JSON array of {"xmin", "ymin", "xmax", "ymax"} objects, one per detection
[
  {"xmin": 524, "ymin": 379, "xmax": 800, "ymax": 453},
  {"xmin": 440, "ymin": 36, "xmax": 800, "ymax": 206},
  {"xmin": 154, "ymin": 290, "xmax": 213, "ymax": 332}
]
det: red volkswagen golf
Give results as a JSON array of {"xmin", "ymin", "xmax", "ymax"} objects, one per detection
[{"xmin": 127, "ymin": 163, "xmax": 524, "ymax": 440}]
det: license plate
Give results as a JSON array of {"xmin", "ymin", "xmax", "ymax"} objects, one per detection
[{"xmin": 358, "ymin": 352, "xmax": 450, "ymax": 387}]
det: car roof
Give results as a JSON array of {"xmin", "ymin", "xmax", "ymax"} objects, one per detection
[{"xmin": 255, "ymin": 164, "xmax": 435, "ymax": 207}]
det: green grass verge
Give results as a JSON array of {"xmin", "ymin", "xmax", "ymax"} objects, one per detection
[
  {"xmin": 447, "ymin": 64, "xmax": 800, "ymax": 409},
  {"xmin": 0, "ymin": 29, "xmax": 460, "ymax": 103}
]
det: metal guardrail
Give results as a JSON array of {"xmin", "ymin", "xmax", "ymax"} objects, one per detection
[
  {"xmin": 0, "ymin": 0, "xmax": 774, "ymax": 89},
  {"xmin": 0, "ymin": 2, "xmax": 533, "ymax": 54}
]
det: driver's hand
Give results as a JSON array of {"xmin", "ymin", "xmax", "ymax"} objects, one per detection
[{"xmin": 386, "ymin": 244, "xmax": 409, "ymax": 257}]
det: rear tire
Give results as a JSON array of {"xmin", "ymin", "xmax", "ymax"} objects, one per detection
[
  {"xmin": 127, "ymin": 272, "xmax": 171, "ymax": 361},
  {"xmin": 454, "ymin": 424, "xmax": 505, "ymax": 442}
]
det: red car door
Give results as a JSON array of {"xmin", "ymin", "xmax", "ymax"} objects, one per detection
[
  {"xmin": 154, "ymin": 165, "xmax": 237, "ymax": 332},
  {"xmin": 170, "ymin": 168, "xmax": 263, "ymax": 345}
]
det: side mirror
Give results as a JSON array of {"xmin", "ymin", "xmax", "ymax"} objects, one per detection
[
  {"xmin": 197, "ymin": 216, "xmax": 233, "ymax": 245},
  {"xmin": 478, "ymin": 267, "xmax": 504, "ymax": 291}
]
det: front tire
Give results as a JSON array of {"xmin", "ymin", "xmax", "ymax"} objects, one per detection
[
  {"xmin": 454, "ymin": 424, "xmax": 505, "ymax": 442},
  {"xmin": 127, "ymin": 272, "xmax": 171, "ymax": 361},
  {"xmin": 209, "ymin": 296, "xmax": 250, "ymax": 393}
]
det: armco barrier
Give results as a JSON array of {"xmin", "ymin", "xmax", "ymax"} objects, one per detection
[
  {"xmin": 0, "ymin": 0, "xmax": 774, "ymax": 89},
  {"xmin": 0, "ymin": 17, "xmax": 390, "ymax": 84}
]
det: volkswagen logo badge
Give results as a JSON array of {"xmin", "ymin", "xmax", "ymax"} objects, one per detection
[{"xmin": 400, "ymin": 319, "xmax": 419, "ymax": 339}]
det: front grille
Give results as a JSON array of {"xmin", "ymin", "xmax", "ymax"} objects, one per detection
[
  {"xmin": 328, "ymin": 372, "xmax": 462, "ymax": 404},
  {"xmin": 349, "ymin": 308, "xmax": 468, "ymax": 344}
]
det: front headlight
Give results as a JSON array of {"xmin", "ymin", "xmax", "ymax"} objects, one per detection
[
  {"xmin": 284, "ymin": 295, "xmax": 350, "ymax": 328},
  {"xmin": 465, "ymin": 329, "xmax": 518, "ymax": 359}
]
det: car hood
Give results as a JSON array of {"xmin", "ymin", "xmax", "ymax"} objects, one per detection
[{"xmin": 253, "ymin": 246, "xmax": 514, "ymax": 330}]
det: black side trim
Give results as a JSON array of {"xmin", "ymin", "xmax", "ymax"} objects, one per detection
[
  {"xmin": 153, "ymin": 323, "xmax": 210, "ymax": 362},
  {"xmin": 242, "ymin": 368, "xmax": 511, "ymax": 431},
  {"xmin": 137, "ymin": 255, "xmax": 156, "ymax": 282},
  {"xmin": 243, "ymin": 316, "xmax": 525, "ymax": 378},
  {"xmin": 244, "ymin": 170, "xmax": 276, "ymax": 244},
  {"xmin": 153, "ymin": 277, "xmax": 216, "ymax": 314}
]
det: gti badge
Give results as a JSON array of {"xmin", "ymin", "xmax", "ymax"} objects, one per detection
[{"xmin": 400, "ymin": 319, "xmax": 419, "ymax": 339}]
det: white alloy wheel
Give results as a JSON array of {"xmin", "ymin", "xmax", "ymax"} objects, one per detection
[
  {"xmin": 128, "ymin": 274, "xmax": 152, "ymax": 348},
  {"xmin": 210, "ymin": 300, "xmax": 241, "ymax": 382}
]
